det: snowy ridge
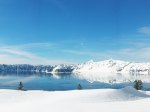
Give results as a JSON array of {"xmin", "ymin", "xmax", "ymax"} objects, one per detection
[
  {"xmin": 72, "ymin": 59, "xmax": 150, "ymax": 83},
  {"xmin": 0, "ymin": 59, "xmax": 150, "ymax": 75},
  {"xmin": 73, "ymin": 59, "xmax": 150, "ymax": 75},
  {"xmin": 0, "ymin": 64, "xmax": 74, "ymax": 73},
  {"xmin": 51, "ymin": 64, "xmax": 74, "ymax": 73}
]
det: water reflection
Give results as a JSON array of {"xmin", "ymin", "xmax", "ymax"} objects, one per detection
[
  {"xmin": 0, "ymin": 71, "xmax": 150, "ymax": 90},
  {"xmin": 73, "ymin": 72, "xmax": 150, "ymax": 83}
]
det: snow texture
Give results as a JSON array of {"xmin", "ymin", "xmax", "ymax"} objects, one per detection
[
  {"xmin": 73, "ymin": 59, "xmax": 150, "ymax": 75},
  {"xmin": 0, "ymin": 86, "xmax": 150, "ymax": 112}
]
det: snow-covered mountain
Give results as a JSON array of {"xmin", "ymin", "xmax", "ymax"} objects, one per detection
[
  {"xmin": 0, "ymin": 59, "xmax": 150, "ymax": 75},
  {"xmin": 1, "ymin": 59, "xmax": 150, "ymax": 83},
  {"xmin": 72, "ymin": 59, "xmax": 150, "ymax": 83},
  {"xmin": 73, "ymin": 59, "xmax": 150, "ymax": 75},
  {"xmin": 51, "ymin": 64, "xmax": 75, "ymax": 73},
  {"xmin": 0, "ymin": 64, "xmax": 74, "ymax": 73}
]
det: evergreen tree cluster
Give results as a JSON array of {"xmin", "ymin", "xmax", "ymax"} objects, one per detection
[{"xmin": 134, "ymin": 80, "xmax": 143, "ymax": 90}]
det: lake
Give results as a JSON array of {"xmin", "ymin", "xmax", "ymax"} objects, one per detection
[{"xmin": 0, "ymin": 71, "xmax": 149, "ymax": 91}]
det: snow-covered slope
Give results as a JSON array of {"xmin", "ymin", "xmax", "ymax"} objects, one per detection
[
  {"xmin": 1, "ymin": 59, "xmax": 150, "ymax": 75},
  {"xmin": 72, "ymin": 59, "xmax": 150, "ymax": 83},
  {"xmin": 73, "ymin": 59, "xmax": 150, "ymax": 75},
  {"xmin": 0, "ymin": 87, "xmax": 150, "ymax": 112},
  {"xmin": 0, "ymin": 64, "xmax": 74, "ymax": 73},
  {"xmin": 51, "ymin": 64, "xmax": 74, "ymax": 73}
]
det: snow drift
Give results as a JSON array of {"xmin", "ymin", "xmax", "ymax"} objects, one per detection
[{"xmin": 0, "ymin": 87, "xmax": 150, "ymax": 112}]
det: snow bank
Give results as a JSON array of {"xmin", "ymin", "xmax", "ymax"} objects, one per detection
[
  {"xmin": 0, "ymin": 87, "xmax": 150, "ymax": 112},
  {"xmin": 60, "ymin": 86, "xmax": 150, "ymax": 102}
]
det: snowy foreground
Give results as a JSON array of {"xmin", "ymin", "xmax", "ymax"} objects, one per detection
[{"xmin": 0, "ymin": 87, "xmax": 150, "ymax": 112}]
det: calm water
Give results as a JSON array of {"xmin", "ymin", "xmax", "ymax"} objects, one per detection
[{"xmin": 0, "ymin": 71, "xmax": 138, "ymax": 91}]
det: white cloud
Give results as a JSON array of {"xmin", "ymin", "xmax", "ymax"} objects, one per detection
[
  {"xmin": 62, "ymin": 47, "xmax": 150, "ymax": 62},
  {"xmin": 0, "ymin": 44, "xmax": 74, "ymax": 65},
  {"xmin": 102, "ymin": 47, "xmax": 150, "ymax": 62},
  {"xmin": 0, "ymin": 47, "xmax": 37, "ymax": 59},
  {"xmin": 2, "ymin": 42, "xmax": 55, "ymax": 50},
  {"xmin": 1, "ymin": 40, "xmax": 150, "ymax": 64},
  {"xmin": 62, "ymin": 49, "xmax": 103, "ymax": 57},
  {"xmin": 138, "ymin": 27, "xmax": 150, "ymax": 35}
]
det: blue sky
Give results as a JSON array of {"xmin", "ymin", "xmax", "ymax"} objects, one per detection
[{"xmin": 0, "ymin": 0, "xmax": 150, "ymax": 64}]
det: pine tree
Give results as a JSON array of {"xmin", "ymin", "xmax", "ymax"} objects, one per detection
[
  {"xmin": 77, "ymin": 84, "xmax": 82, "ymax": 90},
  {"xmin": 134, "ymin": 80, "xmax": 143, "ymax": 90},
  {"xmin": 18, "ymin": 81, "xmax": 23, "ymax": 90}
]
